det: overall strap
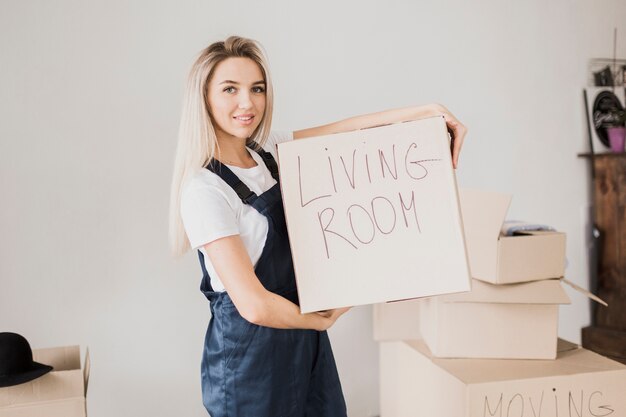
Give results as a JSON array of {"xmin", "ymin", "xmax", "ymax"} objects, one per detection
[
  {"xmin": 206, "ymin": 159, "xmax": 259, "ymax": 205},
  {"xmin": 254, "ymin": 146, "xmax": 280, "ymax": 182},
  {"xmin": 205, "ymin": 143, "xmax": 280, "ymax": 205},
  {"xmin": 197, "ymin": 250, "xmax": 214, "ymax": 293}
]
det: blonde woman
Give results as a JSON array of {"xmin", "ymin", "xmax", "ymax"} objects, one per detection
[{"xmin": 169, "ymin": 35, "xmax": 466, "ymax": 417}]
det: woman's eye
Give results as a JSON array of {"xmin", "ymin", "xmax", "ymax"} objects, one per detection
[
  {"xmin": 252, "ymin": 86, "xmax": 266, "ymax": 93},
  {"xmin": 223, "ymin": 86, "xmax": 236, "ymax": 93}
]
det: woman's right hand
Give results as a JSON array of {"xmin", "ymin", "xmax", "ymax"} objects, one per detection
[
  {"xmin": 314, "ymin": 307, "xmax": 352, "ymax": 331},
  {"xmin": 205, "ymin": 234, "xmax": 354, "ymax": 331}
]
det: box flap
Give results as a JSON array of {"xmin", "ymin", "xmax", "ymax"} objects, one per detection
[
  {"xmin": 556, "ymin": 338, "xmax": 579, "ymax": 353},
  {"xmin": 459, "ymin": 188, "xmax": 511, "ymax": 240},
  {"xmin": 32, "ymin": 346, "xmax": 80, "ymax": 371},
  {"xmin": 83, "ymin": 347, "xmax": 90, "ymax": 396},
  {"xmin": 432, "ymin": 278, "xmax": 571, "ymax": 305},
  {"xmin": 459, "ymin": 189, "xmax": 512, "ymax": 280},
  {"xmin": 561, "ymin": 278, "xmax": 608, "ymax": 306},
  {"xmin": 406, "ymin": 339, "xmax": 626, "ymax": 384}
]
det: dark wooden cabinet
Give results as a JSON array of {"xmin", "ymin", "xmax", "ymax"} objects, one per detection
[{"xmin": 579, "ymin": 153, "xmax": 626, "ymax": 363}]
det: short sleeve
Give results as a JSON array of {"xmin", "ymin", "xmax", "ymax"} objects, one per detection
[{"xmin": 180, "ymin": 176, "xmax": 240, "ymax": 250}]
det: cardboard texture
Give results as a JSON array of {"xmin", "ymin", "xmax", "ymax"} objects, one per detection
[
  {"xmin": 420, "ymin": 279, "xmax": 571, "ymax": 359},
  {"xmin": 380, "ymin": 339, "xmax": 626, "ymax": 417},
  {"xmin": 373, "ymin": 298, "xmax": 421, "ymax": 342},
  {"xmin": 277, "ymin": 117, "xmax": 471, "ymax": 313},
  {"xmin": 459, "ymin": 188, "xmax": 566, "ymax": 284},
  {"xmin": 0, "ymin": 346, "xmax": 89, "ymax": 417}
]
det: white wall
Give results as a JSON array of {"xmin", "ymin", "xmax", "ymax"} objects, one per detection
[{"xmin": 1, "ymin": 1, "xmax": 625, "ymax": 416}]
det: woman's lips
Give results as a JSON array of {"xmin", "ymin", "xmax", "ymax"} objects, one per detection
[{"xmin": 234, "ymin": 115, "xmax": 254, "ymax": 125}]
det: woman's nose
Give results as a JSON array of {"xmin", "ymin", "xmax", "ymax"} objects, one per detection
[{"xmin": 238, "ymin": 91, "xmax": 252, "ymax": 109}]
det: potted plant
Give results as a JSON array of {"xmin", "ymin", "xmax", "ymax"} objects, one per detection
[{"xmin": 606, "ymin": 108, "xmax": 626, "ymax": 153}]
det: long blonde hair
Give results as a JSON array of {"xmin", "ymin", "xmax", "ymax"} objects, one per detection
[{"xmin": 169, "ymin": 36, "xmax": 274, "ymax": 257}]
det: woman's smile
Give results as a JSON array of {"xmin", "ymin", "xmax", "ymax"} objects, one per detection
[{"xmin": 233, "ymin": 114, "xmax": 255, "ymax": 125}]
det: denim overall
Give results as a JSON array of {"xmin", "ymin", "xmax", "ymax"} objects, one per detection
[{"xmin": 197, "ymin": 145, "xmax": 347, "ymax": 417}]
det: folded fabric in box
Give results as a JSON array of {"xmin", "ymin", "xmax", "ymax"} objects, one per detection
[{"xmin": 501, "ymin": 220, "xmax": 556, "ymax": 236}]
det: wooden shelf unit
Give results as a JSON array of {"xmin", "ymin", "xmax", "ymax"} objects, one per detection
[{"xmin": 579, "ymin": 152, "xmax": 626, "ymax": 364}]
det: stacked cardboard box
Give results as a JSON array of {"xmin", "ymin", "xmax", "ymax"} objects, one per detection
[
  {"xmin": 374, "ymin": 189, "xmax": 626, "ymax": 416},
  {"xmin": 380, "ymin": 339, "xmax": 626, "ymax": 416}
]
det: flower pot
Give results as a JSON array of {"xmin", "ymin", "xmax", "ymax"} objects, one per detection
[{"xmin": 607, "ymin": 127, "xmax": 626, "ymax": 153}]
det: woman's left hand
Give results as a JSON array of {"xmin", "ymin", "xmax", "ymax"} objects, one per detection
[{"xmin": 423, "ymin": 104, "xmax": 467, "ymax": 169}]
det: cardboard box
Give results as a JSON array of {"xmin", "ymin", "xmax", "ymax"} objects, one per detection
[
  {"xmin": 373, "ymin": 298, "xmax": 422, "ymax": 342},
  {"xmin": 0, "ymin": 346, "xmax": 90, "ymax": 417},
  {"xmin": 277, "ymin": 117, "xmax": 470, "ymax": 313},
  {"xmin": 380, "ymin": 339, "xmax": 626, "ymax": 417},
  {"xmin": 420, "ymin": 278, "xmax": 571, "ymax": 359},
  {"xmin": 460, "ymin": 188, "xmax": 566, "ymax": 284}
]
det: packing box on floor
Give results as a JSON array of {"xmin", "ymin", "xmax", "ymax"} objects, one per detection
[
  {"xmin": 0, "ymin": 346, "xmax": 90, "ymax": 417},
  {"xmin": 459, "ymin": 188, "xmax": 566, "ymax": 284},
  {"xmin": 373, "ymin": 298, "xmax": 422, "ymax": 342},
  {"xmin": 420, "ymin": 278, "xmax": 570, "ymax": 359},
  {"xmin": 380, "ymin": 339, "xmax": 626, "ymax": 417}
]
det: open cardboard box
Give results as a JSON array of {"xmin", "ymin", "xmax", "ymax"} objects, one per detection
[
  {"xmin": 380, "ymin": 339, "xmax": 626, "ymax": 417},
  {"xmin": 460, "ymin": 188, "xmax": 566, "ymax": 284},
  {"xmin": 420, "ymin": 278, "xmax": 570, "ymax": 359},
  {"xmin": 0, "ymin": 345, "xmax": 90, "ymax": 417}
]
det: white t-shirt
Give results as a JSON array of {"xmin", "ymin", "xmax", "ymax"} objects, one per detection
[{"xmin": 181, "ymin": 131, "xmax": 294, "ymax": 292}]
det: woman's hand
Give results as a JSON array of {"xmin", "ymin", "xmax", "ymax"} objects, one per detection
[
  {"xmin": 423, "ymin": 103, "xmax": 467, "ymax": 169},
  {"xmin": 314, "ymin": 307, "xmax": 352, "ymax": 331}
]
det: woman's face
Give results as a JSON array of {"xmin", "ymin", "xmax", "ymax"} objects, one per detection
[{"xmin": 206, "ymin": 57, "xmax": 266, "ymax": 141}]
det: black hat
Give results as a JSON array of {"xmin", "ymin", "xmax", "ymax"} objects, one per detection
[{"xmin": 0, "ymin": 332, "xmax": 53, "ymax": 388}]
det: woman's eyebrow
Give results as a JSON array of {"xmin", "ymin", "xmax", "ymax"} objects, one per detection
[{"xmin": 219, "ymin": 80, "xmax": 266, "ymax": 85}]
